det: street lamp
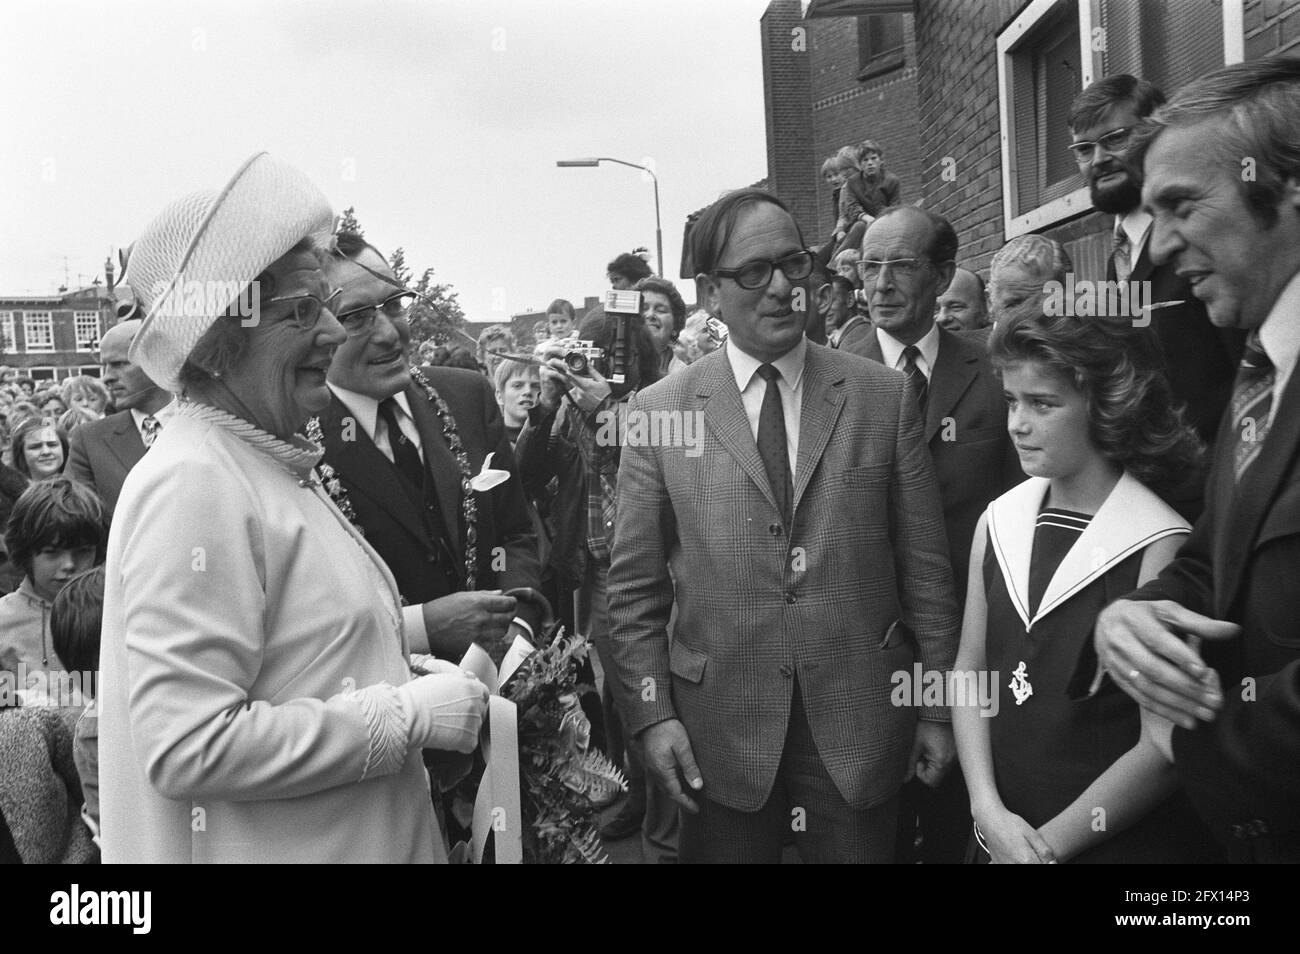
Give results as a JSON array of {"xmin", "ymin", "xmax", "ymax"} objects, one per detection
[{"xmin": 557, "ymin": 156, "xmax": 663, "ymax": 278}]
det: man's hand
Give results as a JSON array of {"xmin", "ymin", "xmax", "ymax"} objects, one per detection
[
  {"xmin": 422, "ymin": 590, "xmax": 517, "ymax": 660},
  {"xmin": 907, "ymin": 720, "xmax": 955, "ymax": 787},
  {"xmin": 541, "ymin": 357, "xmax": 611, "ymax": 414},
  {"xmin": 641, "ymin": 718, "xmax": 704, "ymax": 814},
  {"xmin": 1094, "ymin": 599, "xmax": 1238, "ymax": 729}
]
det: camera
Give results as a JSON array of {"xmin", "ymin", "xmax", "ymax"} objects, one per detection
[{"xmin": 562, "ymin": 340, "xmax": 604, "ymax": 375}]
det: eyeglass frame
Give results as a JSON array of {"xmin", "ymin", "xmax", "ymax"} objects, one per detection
[
  {"xmin": 335, "ymin": 289, "xmax": 418, "ymax": 336},
  {"xmin": 855, "ymin": 257, "xmax": 937, "ymax": 282},
  {"xmin": 711, "ymin": 249, "xmax": 816, "ymax": 290},
  {"xmin": 1068, "ymin": 126, "xmax": 1133, "ymax": 164},
  {"xmin": 260, "ymin": 287, "xmax": 344, "ymax": 332}
]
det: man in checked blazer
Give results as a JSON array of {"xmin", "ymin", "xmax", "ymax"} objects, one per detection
[{"xmin": 606, "ymin": 189, "xmax": 960, "ymax": 863}]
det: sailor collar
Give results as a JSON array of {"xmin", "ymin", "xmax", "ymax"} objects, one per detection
[{"xmin": 986, "ymin": 472, "xmax": 1189, "ymax": 631}]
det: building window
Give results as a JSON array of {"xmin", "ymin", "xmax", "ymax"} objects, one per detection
[
  {"xmin": 997, "ymin": 0, "xmax": 1238, "ymax": 237},
  {"xmin": 857, "ymin": 13, "xmax": 905, "ymax": 81},
  {"xmin": 0, "ymin": 312, "xmax": 14, "ymax": 353},
  {"xmin": 75, "ymin": 311, "xmax": 101, "ymax": 352},
  {"xmin": 23, "ymin": 311, "xmax": 55, "ymax": 353}
]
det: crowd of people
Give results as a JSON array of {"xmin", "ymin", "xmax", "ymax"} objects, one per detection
[{"xmin": 1, "ymin": 56, "xmax": 1298, "ymax": 865}]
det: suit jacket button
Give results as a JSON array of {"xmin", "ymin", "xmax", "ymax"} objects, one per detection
[
  {"xmin": 779, "ymin": 664, "xmax": 793, "ymax": 678},
  {"xmin": 1231, "ymin": 823, "xmax": 1247, "ymax": 839},
  {"xmin": 769, "ymin": 523, "xmax": 782, "ymax": 535},
  {"xmin": 784, "ymin": 593, "xmax": 796, "ymax": 604}
]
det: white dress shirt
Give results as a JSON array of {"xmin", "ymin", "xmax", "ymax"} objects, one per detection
[
  {"xmin": 1117, "ymin": 209, "xmax": 1153, "ymax": 274},
  {"xmin": 326, "ymin": 383, "xmax": 424, "ymax": 466},
  {"xmin": 876, "ymin": 322, "xmax": 940, "ymax": 382},
  {"xmin": 727, "ymin": 336, "xmax": 806, "ymax": 477},
  {"xmin": 1258, "ymin": 268, "xmax": 1300, "ymax": 408},
  {"xmin": 130, "ymin": 400, "xmax": 175, "ymax": 443}
]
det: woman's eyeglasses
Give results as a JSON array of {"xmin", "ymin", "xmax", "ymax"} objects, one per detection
[
  {"xmin": 263, "ymin": 288, "xmax": 344, "ymax": 332},
  {"xmin": 1068, "ymin": 126, "xmax": 1132, "ymax": 164},
  {"xmin": 713, "ymin": 249, "xmax": 815, "ymax": 290},
  {"xmin": 335, "ymin": 291, "xmax": 418, "ymax": 337}
]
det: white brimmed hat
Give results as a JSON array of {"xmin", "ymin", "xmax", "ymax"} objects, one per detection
[{"xmin": 127, "ymin": 152, "xmax": 334, "ymax": 392}]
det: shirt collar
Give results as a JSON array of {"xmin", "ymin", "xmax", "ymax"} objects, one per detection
[
  {"xmin": 1118, "ymin": 209, "xmax": 1153, "ymax": 251},
  {"xmin": 130, "ymin": 399, "xmax": 175, "ymax": 433},
  {"xmin": 326, "ymin": 382, "xmax": 414, "ymax": 440},
  {"xmin": 1258, "ymin": 268, "xmax": 1300, "ymax": 386},
  {"xmin": 727, "ymin": 335, "xmax": 808, "ymax": 393},
  {"xmin": 876, "ymin": 321, "xmax": 940, "ymax": 377}
]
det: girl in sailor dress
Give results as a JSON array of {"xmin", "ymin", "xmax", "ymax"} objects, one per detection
[{"xmin": 953, "ymin": 306, "xmax": 1222, "ymax": 864}]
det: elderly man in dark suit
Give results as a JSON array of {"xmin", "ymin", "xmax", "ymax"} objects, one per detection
[
  {"xmin": 65, "ymin": 317, "xmax": 173, "ymax": 516},
  {"xmin": 607, "ymin": 189, "xmax": 960, "ymax": 863},
  {"xmin": 319, "ymin": 234, "xmax": 547, "ymax": 661},
  {"xmin": 1093, "ymin": 56, "xmax": 1300, "ymax": 864},
  {"xmin": 850, "ymin": 206, "xmax": 1022, "ymax": 863}
]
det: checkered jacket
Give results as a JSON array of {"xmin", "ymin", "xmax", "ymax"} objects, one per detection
[{"xmin": 606, "ymin": 342, "xmax": 959, "ymax": 811}]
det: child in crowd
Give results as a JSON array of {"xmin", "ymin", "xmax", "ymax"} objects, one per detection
[
  {"xmin": 545, "ymin": 299, "xmax": 577, "ymax": 340},
  {"xmin": 0, "ymin": 478, "xmax": 107, "ymax": 702},
  {"xmin": 492, "ymin": 358, "xmax": 541, "ymax": 449},
  {"xmin": 51, "ymin": 565, "xmax": 105, "ymax": 846},
  {"xmin": 953, "ymin": 303, "xmax": 1220, "ymax": 863},
  {"xmin": 835, "ymin": 139, "xmax": 903, "ymax": 255}
]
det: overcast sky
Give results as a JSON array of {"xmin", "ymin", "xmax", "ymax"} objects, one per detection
[{"xmin": 1, "ymin": 0, "xmax": 774, "ymax": 321}]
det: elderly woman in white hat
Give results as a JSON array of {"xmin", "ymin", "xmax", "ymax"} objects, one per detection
[{"xmin": 97, "ymin": 153, "xmax": 487, "ymax": 863}]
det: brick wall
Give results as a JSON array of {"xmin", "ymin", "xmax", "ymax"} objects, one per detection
[
  {"xmin": 1244, "ymin": 0, "xmax": 1300, "ymax": 57},
  {"xmin": 762, "ymin": 1, "xmax": 819, "ymax": 240},
  {"xmin": 807, "ymin": 16, "xmax": 922, "ymax": 239}
]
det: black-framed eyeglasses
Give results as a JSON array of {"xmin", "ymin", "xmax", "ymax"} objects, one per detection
[
  {"xmin": 1068, "ymin": 126, "xmax": 1132, "ymax": 164},
  {"xmin": 263, "ymin": 288, "xmax": 343, "ymax": 332},
  {"xmin": 335, "ymin": 290, "xmax": 418, "ymax": 337},
  {"xmin": 856, "ymin": 258, "xmax": 932, "ymax": 282},
  {"xmin": 713, "ymin": 249, "xmax": 815, "ymax": 290}
]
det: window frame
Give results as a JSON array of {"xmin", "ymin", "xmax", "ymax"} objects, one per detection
[
  {"xmin": 0, "ymin": 311, "xmax": 14, "ymax": 353},
  {"xmin": 74, "ymin": 311, "xmax": 101, "ymax": 352},
  {"xmin": 22, "ymin": 310, "xmax": 55, "ymax": 353},
  {"xmin": 856, "ymin": 12, "xmax": 906, "ymax": 81}
]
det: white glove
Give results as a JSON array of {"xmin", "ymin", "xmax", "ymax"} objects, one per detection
[{"xmin": 395, "ymin": 671, "xmax": 489, "ymax": 754}]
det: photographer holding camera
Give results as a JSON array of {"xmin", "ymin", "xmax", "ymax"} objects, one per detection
[{"xmin": 515, "ymin": 298, "xmax": 679, "ymax": 860}]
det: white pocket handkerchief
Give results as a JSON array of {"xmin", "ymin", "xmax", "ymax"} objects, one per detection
[{"xmin": 469, "ymin": 452, "xmax": 511, "ymax": 492}]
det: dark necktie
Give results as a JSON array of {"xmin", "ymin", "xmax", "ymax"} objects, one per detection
[
  {"xmin": 756, "ymin": 364, "xmax": 793, "ymax": 523},
  {"xmin": 378, "ymin": 397, "xmax": 424, "ymax": 489},
  {"xmin": 1112, "ymin": 221, "xmax": 1132, "ymax": 284},
  {"xmin": 902, "ymin": 345, "xmax": 928, "ymax": 415},
  {"xmin": 1230, "ymin": 332, "xmax": 1274, "ymax": 482}
]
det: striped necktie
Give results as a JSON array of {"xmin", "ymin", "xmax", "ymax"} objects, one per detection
[
  {"xmin": 141, "ymin": 415, "xmax": 161, "ymax": 448},
  {"xmin": 1112, "ymin": 221, "xmax": 1132, "ymax": 284},
  {"xmin": 902, "ymin": 345, "xmax": 928, "ymax": 415},
  {"xmin": 1230, "ymin": 333, "xmax": 1274, "ymax": 482}
]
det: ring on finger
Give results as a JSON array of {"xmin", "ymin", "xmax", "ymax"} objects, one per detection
[{"xmin": 1128, "ymin": 668, "xmax": 1141, "ymax": 681}]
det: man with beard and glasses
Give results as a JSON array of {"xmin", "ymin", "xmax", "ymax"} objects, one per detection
[{"xmin": 1069, "ymin": 76, "xmax": 1244, "ymax": 452}]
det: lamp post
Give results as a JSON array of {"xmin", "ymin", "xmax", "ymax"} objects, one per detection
[{"xmin": 556, "ymin": 157, "xmax": 663, "ymax": 278}]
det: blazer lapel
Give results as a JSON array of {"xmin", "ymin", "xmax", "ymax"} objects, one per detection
[
  {"xmin": 793, "ymin": 345, "xmax": 845, "ymax": 515},
  {"xmin": 700, "ymin": 352, "xmax": 781, "ymax": 517},
  {"xmin": 1216, "ymin": 370, "xmax": 1300, "ymax": 613},
  {"xmin": 321, "ymin": 395, "xmax": 426, "ymax": 546},
  {"xmin": 107, "ymin": 413, "xmax": 146, "ymax": 471},
  {"xmin": 924, "ymin": 328, "xmax": 979, "ymax": 441},
  {"xmin": 405, "ymin": 381, "xmax": 465, "ymax": 569}
]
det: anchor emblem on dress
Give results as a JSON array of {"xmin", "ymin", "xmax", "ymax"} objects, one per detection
[{"xmin": 1009, "ymin": 660, "xmax": 1033, "ymax": 706}]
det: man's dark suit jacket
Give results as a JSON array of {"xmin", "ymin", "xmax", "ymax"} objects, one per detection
[
  {"xmin": 1110, "ymin": 233, "xmax": 1245, "ymax": 445},
  {"xmin": 66, "ymin": 411, "xmax": 146, "ymax": 516},
  {"xmin": 1120, "ymin": 355, "xmax": 1300, "ymax": 862},
  {"xmin": 851, "ymin": 325, "xmax": 1023, "ymax": 603},
  {"xmin": 832, "ymin": 315, "xmax": 874, "ymax": 356},
  {"xmin": 318, "ymin": 366, "xmax": 545, "ymax": 637}
]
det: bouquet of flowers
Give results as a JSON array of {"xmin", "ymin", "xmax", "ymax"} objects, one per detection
[
  {"xmin": 445, "ymin": 623, "xmax": 626, "ymax": 864},
  {"xmin": 501, "ymin": 625, "xmax": 627, "ymax": 864}
]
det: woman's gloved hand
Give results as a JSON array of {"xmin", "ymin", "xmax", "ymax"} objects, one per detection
[{"xmin": 395, "ymin": 670, "xmax": 489, "ymax": 754}]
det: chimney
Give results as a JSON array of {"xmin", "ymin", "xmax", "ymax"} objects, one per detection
[{"xmin": 106, "ymin": 254, "xmax": 116, "ymax": 295}]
